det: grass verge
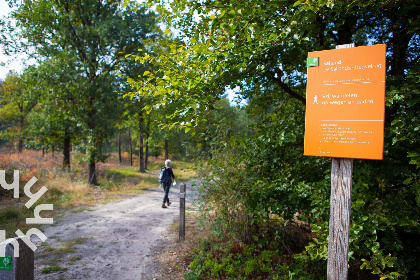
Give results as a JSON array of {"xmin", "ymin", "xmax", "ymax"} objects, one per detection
[{"xmin": 41, "ymin": 265, "xmax": 68, "ymax": 274}]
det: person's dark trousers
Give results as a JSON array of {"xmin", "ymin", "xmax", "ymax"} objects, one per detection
[{"xmin": 162, "ymin": 182, "xmax": 171, "ymax": 204}]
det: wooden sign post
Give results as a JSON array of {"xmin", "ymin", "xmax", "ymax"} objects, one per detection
[
  {"xmin": 304, "ymin": 44, "xmax": 386, "ymax": 279},
  {"xmin": 328, "ymin": 157, "xmax": 353, "ymax": 279}
]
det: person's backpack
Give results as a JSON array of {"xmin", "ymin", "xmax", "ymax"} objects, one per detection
[{"xmin": 158, "ymin": 167, "xmax": 169, "ymax": 184}]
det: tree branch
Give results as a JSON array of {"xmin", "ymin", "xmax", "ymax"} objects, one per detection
[{"xmin": 267, "ymin": 70, "xmax": 306, "ymax": 106}]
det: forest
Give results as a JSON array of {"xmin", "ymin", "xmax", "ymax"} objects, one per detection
[{"xmin": 0, "ymin": 0, "xmax": 419, "ymax": 279}]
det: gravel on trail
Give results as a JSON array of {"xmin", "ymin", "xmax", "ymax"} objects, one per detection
[{"xmin": 32, "ymin": 181, "xmax": 198, "ymax": 280}]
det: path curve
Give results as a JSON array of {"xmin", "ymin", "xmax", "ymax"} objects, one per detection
[{"xmin": 33, "ymin": 181, "xmax": 198, "ymax": 280}]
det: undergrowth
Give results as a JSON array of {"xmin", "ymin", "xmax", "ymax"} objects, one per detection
[
  {"xmin": 159, "ymin": 212, "xmax": 378, "ymax": 280},
  {"xmin": 182, "ymin": 217, "xmax": 326, "ymax": 280}
]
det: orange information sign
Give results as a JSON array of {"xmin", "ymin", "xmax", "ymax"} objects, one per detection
[{"xmin": 304, "ymin": 44, "xmax": 386, "ymax": 160}]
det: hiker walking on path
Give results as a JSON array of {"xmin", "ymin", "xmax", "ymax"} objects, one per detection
[{"xmin": 159, "ymin": 159, "xmax": 176, "ymax": 208}]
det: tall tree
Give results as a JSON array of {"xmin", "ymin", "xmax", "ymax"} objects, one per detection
[
  {"xmin": 28, "ymin": 54, "xmax": 85, "ymax": 170},
  {"xmin": 9, "ymin": 0, "xmax": 156, "ymax": 184},
  {"xmin": 0, "ymin": 70, "xmax": 38, "ymax": 152}
]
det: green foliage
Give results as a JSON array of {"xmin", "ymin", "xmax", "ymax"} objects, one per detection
[
  {"xmin": 0, "ymin": 205, "xmax": 31, "ymax": 224},
  {"xmin": 184, "ymin": 220, "xmax": 329, "ymax": 280},
  {"xmin": 0, "ymin": 70, "xmax": 39, "ymax": 150},
  {"xmin": 24, "ymin": 54, "xmax": 85, "ymax": 155},
  {"xmin": 186, "ymin": 241, "xmax": 279, "ymax": 279}
]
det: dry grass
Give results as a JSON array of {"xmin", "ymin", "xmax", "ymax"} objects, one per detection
[
  {"xmin": 174, "ymin": 167, "xmax": 196, "ymax": 183},
  {"xmin": 0, "ymin": 149, "xmax": 62, "ymax": 172}
]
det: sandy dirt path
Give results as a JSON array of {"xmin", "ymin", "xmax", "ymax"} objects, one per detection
[{"xmin": 32, "ymin": 181, "xmax": 198, "ymax": 280}]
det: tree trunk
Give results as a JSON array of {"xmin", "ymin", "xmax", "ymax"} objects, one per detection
[
  {"xmin": 164, "ymin": 139, "xmax": 169, "ymax": 160},
  {"xmin": 98, "ymin": 144, "xmax": 103, "ymax": 163},
  {"xmin": 86, "ymin": 82, "xmax": 98, "ymax": 185},
  {"xmin": 129, "ymin": 129, "xmax": 133, "ymax": 166},
  {"xmin": 145, "ymin": 139, "xmax": 149, "ymax": 170},
  {"xmin": 63, "ymin": 131, "xmax": 71, "ymax": 170},
  {"xmin": 88, "ymin": 160, "xmax": 97, "ymax": 185},
  {"xmin": 202, "ymin": 139, "xmax": 208, "ymax": 158},
  {"xmin": 18, "ymin": 138, "xmax": 23, "ymax": 153},
  {"xmin": 388, "ymin": 8, "xmax": 414, "ymax": 79},
  {"xmin": 145, "ymin": 118, "xmax": 150, "ymax": 170},
  {"xmin": 86, "ymin": 134, "xmax": 98, "ymax": 185},
  {"xmin": 87, "ymin": 136, "xmax": 98, "ymax": 185},
  {"xmin": 207, "ymin": 132, "xmax": 213, "ymax": 159},
  {"xmin": 118, "ymin": 132, "xmax": 122, "ymax": 164},
  {"xmin": 139, "ymin": 111, "xmax": 145, "ymax": 172},
  {"xmin": 52, "ymin": 145, "xmax": 55, "ymax": 157},
  {"xmin": 42, "ymin": 145, "xmax": 45, "ymax": 157},
  {"xmin": 18, "ymin": 115, "xmax": 24, "ymax": 153}
]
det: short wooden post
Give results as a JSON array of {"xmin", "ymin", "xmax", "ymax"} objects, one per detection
[
  {"xmin": 327, "ymin": 158, "xmax": 353, "ymax": 280},
  {"xmin": 179, "ymin": 183, "xmax": 186, "ymax": 241},
  {"xmin": 0, "ymin": 237, "xmax": 34, "ymax": 280}
]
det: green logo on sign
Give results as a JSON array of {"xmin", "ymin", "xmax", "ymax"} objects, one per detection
[
  {"xmin": 307, "ymin": 57, "xmax": 319, "ymax": 67},
  {"xmin": 0, "ymin": 257, "xmax": 11, "ymax": 271}
]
